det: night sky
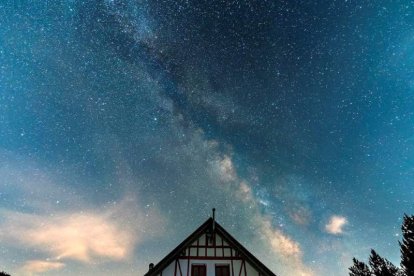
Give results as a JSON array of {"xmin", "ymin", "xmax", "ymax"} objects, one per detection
[{"xmin": 1, "ymin": 1, "xmax": 414, "ymax": 275}]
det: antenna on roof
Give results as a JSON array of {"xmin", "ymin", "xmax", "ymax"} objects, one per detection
[{"xmin": 212, "ymin": 208, "xmax": 216, "ymax": 233}]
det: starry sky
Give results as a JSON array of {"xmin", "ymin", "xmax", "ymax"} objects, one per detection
[{"xmin": 1, "ymin": 1, "xmax": 414, "ymax": 275}]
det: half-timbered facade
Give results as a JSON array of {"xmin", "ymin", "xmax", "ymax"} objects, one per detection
[{"xmin": 145, "ymin": 210, "xmax": 277, "ymax": 276}]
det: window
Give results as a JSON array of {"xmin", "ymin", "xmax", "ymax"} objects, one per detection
[
  {"xmin": 215, "ymin": 265, "xmax": 230, "ymax": 276},
  {"xmin": 191, "ymin": 264, "xmax": 206, "ymax": 276}
]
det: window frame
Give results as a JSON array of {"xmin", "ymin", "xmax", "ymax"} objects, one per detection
[
  {"xmin": 191, "ymin": 264, "xmax": 207, "ymax": 276},
  {"xmin": 215, "ymin": 264, "xmax": 230, "ymax": 276}
]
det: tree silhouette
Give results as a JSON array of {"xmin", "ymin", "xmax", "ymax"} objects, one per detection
[
  {"xmin": 0, "ymin": 271, "xmax": 11, "ymax": 276},
  {"xmin": 348, "ymin": 250, "xmax": 399, "ymax": 276},
  {"xmin": 369, "ymin": 249, "xmax": 399, "ymax": 276},
  {"xmin": 349, "ymin": 214, "xmax": 414, "ymax": 276},
  {"xmin": 349, "ymin": 258, "xmax": 371, "ymax": 276},
  {"xmin": 400, "ymin": 214, "xmax": 414, "ymax": 276}
]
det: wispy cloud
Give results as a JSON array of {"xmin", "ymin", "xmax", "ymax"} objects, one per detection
[
  {"xmin": 0, "ymin": 210, "xmax": 134, "ymax": 262},
  {"xmin": 0, "ymin": 155, "xmax": 165, "ymax": 274},
  {"xmin": 325, "ymin": 215, "xmax": 348, "ymax": 235},
  {"xmin": 21, "ymin": 260, "xmax": 65, "ymax": 274}
]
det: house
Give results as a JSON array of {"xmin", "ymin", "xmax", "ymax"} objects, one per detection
[{"xmin": 145, "ymin": 209, "xmax": 277, "ymax": 276}]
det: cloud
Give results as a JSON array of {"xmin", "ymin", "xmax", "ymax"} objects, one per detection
[
  {"xmin": 22, "ymin": 260, "xmax": 65, "ymax": 274},
  {"xmin": 0, "ymin": 207, "xmax": 136, "ymax": 263},
  {"xmin": 0, "ymin": 153, "xmax": 84, "ymax": 212},
  {"xmin": 0, "ymin": 154, "xmax": 165, "ymax": 275},
  {"xmin": 325, "ymin": 215, "xmax": 348, "ymax": 235}
]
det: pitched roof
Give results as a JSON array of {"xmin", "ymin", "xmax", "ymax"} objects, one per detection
[{"xmin": 144, "ymin": 217, "xmax": 277, "ymax": 276}]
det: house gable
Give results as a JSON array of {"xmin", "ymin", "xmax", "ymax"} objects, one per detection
[{"xmin": 145, "ymin": 217, "xmax": 277, "ymax": 276}]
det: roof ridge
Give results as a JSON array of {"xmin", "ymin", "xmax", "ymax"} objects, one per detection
[{"xmin": 144, "ymin": 217, "xmax": 277, "ymax": 276}]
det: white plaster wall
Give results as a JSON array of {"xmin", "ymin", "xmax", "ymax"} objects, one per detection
[
  {"xmin": 245, "ymin": 261, "xmax": 260, "ymax": 276},
  {"xmin": 159, "ymin": 259, "xmax": 260, "ymax": 276}
]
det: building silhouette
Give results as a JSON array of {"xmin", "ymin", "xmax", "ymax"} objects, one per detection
[{"xmin": 145, "ymin": 209, "xmax": 277, "ymax": 276}]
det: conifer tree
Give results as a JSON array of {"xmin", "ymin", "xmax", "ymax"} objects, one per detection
[
  {"xmin": 369, "ymin": 250, "xmax": 399, "ymax": 276},
  {"xmin": 349, "ymin": 258, "xmax": 372, "ymax": 276},
  {"xmin": 400, "ymin": 214, "xmax": 414, "ymax": 276}
]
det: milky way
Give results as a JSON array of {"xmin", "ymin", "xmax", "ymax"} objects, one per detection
[{"xmin": 1, "ymin": 1, "xmax": 414, "ymax": 275}]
